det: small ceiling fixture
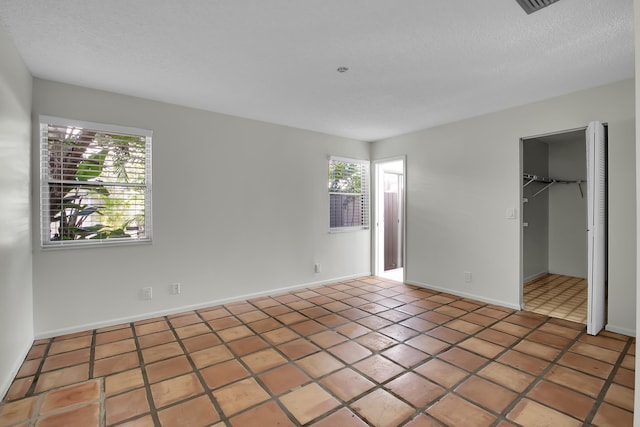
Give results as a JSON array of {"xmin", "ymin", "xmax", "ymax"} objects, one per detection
[
  {"xmin": 337, "ymin": 66, "xmax": 349, "ymax": 73},
  {"xmin": 515, "ymin": 0, "xmax": 561, "ymax": 14}
]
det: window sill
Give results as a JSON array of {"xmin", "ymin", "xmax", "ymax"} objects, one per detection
[
  {"xmin": 328, "ymin": 227, "xmax": 369, "ymax": 234},
  {"xmin": 41, "ymin": 238, "xmax": 152, "ymax": 250}
]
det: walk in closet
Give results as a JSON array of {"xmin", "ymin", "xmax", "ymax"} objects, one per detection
[{"xmin": 522, "ymin": 129, "xmax": 591, "ymax": 324}]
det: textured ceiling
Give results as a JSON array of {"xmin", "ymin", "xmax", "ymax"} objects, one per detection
[{"xmin": 0, "ymin": 0, "xmax": 633, "ymax": 141}]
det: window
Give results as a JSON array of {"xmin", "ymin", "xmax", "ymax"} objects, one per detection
[
  {"xmin": 328, "ymin": 157, "xmax": 369, "ymax": 230},
  {"xmin": 40, "ymin": 116, "xmax": 152, "ymax": 247}
]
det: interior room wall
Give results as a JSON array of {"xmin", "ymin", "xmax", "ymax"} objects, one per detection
[
  {"xmin": 31, "ymin": 79, "xmax": 371, "ymax": 337},
  {"xmin": 607, "ymin": 102, "xmax": 636, "ymax": 337},
  {"xmin": 548, "ymin": 139, "xmax": 588, "ymax": 278},
  {"xmin": 522, "ymin": 140, "xmax": 549, "ymax": 281},
  {"xmin": 371, "ymin": 79, "xmax": 636, "ymax": 335},
  {"xmin": 634, "ymin": 0, "xmax": 640, "ymax": 412},
  {"xmin": 0, "ymin": 25, "xmax": 34, "ymax": 398}
]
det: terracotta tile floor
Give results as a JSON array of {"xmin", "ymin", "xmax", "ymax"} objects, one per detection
[
  {"xmin": 524, "ymin": 274, "xmax": 588, "ymax": 324},
  {"xmin": 0, "ymin": 276, "xmax": 634, "ymax": 426}
]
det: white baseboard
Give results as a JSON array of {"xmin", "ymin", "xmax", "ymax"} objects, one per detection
[
  {"xmin": 523, "ymin": 271, "xmax": 549, "ymax": 283},
  {"xmin": 605, "ymin": 324, "xmax": 636, "ymax": 338},
  {"xmin": 0, "ymin": 342, "xmax": 32, "ymax": 401},
  {"xmin": 35, "ymin": 272, "xmax": 371, "ymax": 339},
  {"xmin": 405, "ymin": 280, "xmax": 521, "ymax": 311}
]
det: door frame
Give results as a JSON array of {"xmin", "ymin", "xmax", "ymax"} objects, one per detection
[
  {"xmin": 519, "ymin": 124, "xmax": 607, "ymax": 334},
  {"xmin": 372, "ymin": 156, "xmax": 406, "ymax": 278}
]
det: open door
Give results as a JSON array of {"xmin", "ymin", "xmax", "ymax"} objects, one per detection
[
  {"xmin": 374, "ymin": 158, "xmax": 405, "ymax": 279},
  {"xmin": 586, "ymin": 121, "xmax": 606, "ymax": 335},
  {"xmin": 384, "ymin": 172, "xmax": 402, "ymax": 270}
]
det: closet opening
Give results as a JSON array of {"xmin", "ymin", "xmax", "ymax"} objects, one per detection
[
  {"xmin": 374, "ymin": 158, "xmax": 405, "ymax": 282},
  {"xmin": 520, "ymin": 125, "xmax": 608, "ymax": 332}
]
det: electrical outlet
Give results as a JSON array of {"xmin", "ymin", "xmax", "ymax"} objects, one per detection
[
  {"xmin": 142, "ymin": 286, "xmax": 153, "ymax": 300},
  {"xmin": 170, "ymin": 283, "xmax": 181, "ymax": 295},
  {"xmin": 464, "ymin": 271, "xmax": 472, "ymax": 283},
  {"xmin": 315, "ymin": 263, "xmax": 321, "ymax": 273}
]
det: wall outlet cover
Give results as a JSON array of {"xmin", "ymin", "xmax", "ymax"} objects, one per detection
[{"xmin": 170, "ymin": 283, "xmax": 181, "ymax": 295}]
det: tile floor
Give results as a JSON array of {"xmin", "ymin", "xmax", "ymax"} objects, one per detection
[
  {"xmin": 524, "ymin": 274, "xmax": 588, "ymax": 324},
  {"xmin": 0, "ymin": 276, "xmax": 634, "ymax": 427}
]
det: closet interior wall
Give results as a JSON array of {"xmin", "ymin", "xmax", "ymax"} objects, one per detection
[
  {"xmin": 523, "ymin": 140, "xmax": 550, "ymax": 281},
  {"xmin": 523, "ymin": 132, "xmax": 587, "ymax": 282},
  {"xmin": 548, "ymin": 137, "xmax": 588, "ymax": 278}
]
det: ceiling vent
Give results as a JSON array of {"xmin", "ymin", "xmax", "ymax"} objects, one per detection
[{"xmin": 515, "ymin": 0, "xmax": 560, "ymax": 14}]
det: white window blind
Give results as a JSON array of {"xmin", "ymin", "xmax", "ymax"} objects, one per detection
[
  {"xmin": 40, "ymin": 116, "xmax": 152, "ymax": 247},
  {"xmin": 328, "ymin": 157, "xmax": 369, "ymax": 230}
]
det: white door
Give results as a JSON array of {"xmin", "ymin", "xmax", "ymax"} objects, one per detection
[{"xmin": 586, "ymin": 121, "xmax": 606, "ymax": 335}]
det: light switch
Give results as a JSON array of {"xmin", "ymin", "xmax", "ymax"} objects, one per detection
[{"xmin": 506, "ymin": 208, "xmax": 517, "ymax": 219}]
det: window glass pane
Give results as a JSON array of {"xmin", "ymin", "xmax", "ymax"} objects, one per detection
[
  {"xmin": 330, "ymin": 194, "xmax": 363, "ymax": 228},
  {"xmin": 329, "ymin": 161, "xmax": 362, "ymax": 194},
  {"xmin": 41, "ymin": 119, "xmax": 152, "ymax": 246},
  {"xmin": 328, "ymin": 157, "xmax": 369, "ymax": 230}
]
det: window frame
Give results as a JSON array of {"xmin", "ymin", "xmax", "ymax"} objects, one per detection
[
  {"xmin": 328, "ymin": 156, "xmax": 370, "ymax": 232},
  {"xmin": 39, "ymin": 115, "xmax": 153, "ymax": 248}
]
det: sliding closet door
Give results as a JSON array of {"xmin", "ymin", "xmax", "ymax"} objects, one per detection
[{"xmin": 586, "ymin": 121, "xmax": 606, "ymax": 335}]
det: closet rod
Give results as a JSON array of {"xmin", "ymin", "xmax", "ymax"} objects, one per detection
[
  {"xmin": 522, "ymin": 173, "xmax": 585, "ymax": 198},
  {"xmin": 522, "ymin": 173, "xmax": 585, "ymax": 185}
]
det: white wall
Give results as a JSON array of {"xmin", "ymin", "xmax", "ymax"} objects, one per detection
[
  {"xmin": 372, "ymin": 79, "xmax": 636, "ymax": 335},
  {"xmin": 522, "ymin": 140, "xmax": 549, "ymax": 281},
  {"xmin": 548, "ymin": 139, "xmax": 588, "ymax": 278},
  {"xmin": 634, "ymin": 0, "xmax": 640, "ymax": 420},
  {"xmin": 31, "ymin": 79, "xmax": 371, "ymax": 337},
  {"xmin": 0, "ymin": 25, "xmax": 33, "ymax": 398}
]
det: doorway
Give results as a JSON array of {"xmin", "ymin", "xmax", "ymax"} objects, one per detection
[
  {"xmin": 520, "ymin": 125, "xmax": 607, "ymax": 334},
  {"xmin": 374, "ymin": 158, "xmax": 405, "ymax": 281}
]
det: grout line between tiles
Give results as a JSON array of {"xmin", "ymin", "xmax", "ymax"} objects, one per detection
[
  {"xmin": 88, "ymin": 329, "xmax": 105, "ymax": 427},
  {"xmin": 244, "ymin": 295, "xmax": 372, "ymax": 426},
  {"xmin": 488, "ymin": 316, "xmax": 586, "ymax": 425},
  {"xmin": 164, "ymin": 312, "xmax": 230, "ymax": 425},
  {"xmin": 2, "ymin": 276, "xmax": 634, "ymax": 427},
  {"xmin": 130, "ymin": 321, "xmax": 162, "ymax": 427},
  {"xmin": 410, "ymin": 310, "xmax": 542, "ymax": 424},
  {"xmin": 583, "ymin": 335, "xmax": 636, "ymax": 425},
  {"xmin": 24, "ymin": 340, "xmax": 52, "ymax": 397},
  {"xmin": 196, "ymin": 300, "xmax": 303, "ymax": 426}
]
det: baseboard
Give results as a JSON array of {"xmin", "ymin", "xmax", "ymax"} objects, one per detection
[
  {"xmin": 405, "ymin": 280, "xmax": 521, "ymax": 311},
  {"xmin": 35, "ymin": 272, "xmax": 371, "ymax": 339},
  {"xmin": 605, "ymin": 324, "xmax": 636, "ymax": 338},
  {"xmin": 523, "ymin": 271, "xmax": 549, "ymax": 283},
  {"xmin": 0, "ymin": 341, "xmax": 32, "ymax": 401}
]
